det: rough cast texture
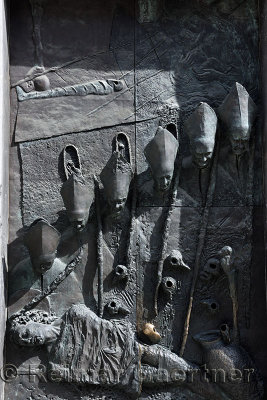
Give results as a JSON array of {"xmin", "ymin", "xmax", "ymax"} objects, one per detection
[{"xmin": 6, "ymin": 0, "xmax": 267, "ymax": 399}]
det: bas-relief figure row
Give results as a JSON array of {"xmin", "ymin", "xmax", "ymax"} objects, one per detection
[
  {"xmin": 7, "ymin": 78, "xmax": 264, "ymax": 400},
  {"xmin": 7, "ymin": 0, "xmax": 263, "ymax": 398}
]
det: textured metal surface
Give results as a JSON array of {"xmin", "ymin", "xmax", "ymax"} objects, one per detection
[{"xmin": 6, "ymin": 0, "xmax": 267, "ymax": 399}]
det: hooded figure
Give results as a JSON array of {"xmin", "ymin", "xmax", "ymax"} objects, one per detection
[
  {"xmin": 217, "ymin": 82, "xmax": 257, "ymax": 155},
  {"xmin": 61, "ymin": 172, "xmax": 92, "ymax": 231},
  {"xmin": 144, "ymin": 126, "xmax": 179, "ymax": 191},
  {"xmin": 100, "ymin": 151, "xmax": 133, "ymax": 218},
  {"xmin": 184, "ymin": 102, "xmax": 217, "ymax": 169},
  {"xmin": 24, "ymin": 218, "xmax": 60, "ymax": 274}
]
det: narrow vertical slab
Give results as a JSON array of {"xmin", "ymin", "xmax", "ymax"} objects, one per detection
[{"xmin": 0, "ymin": 0, "xmax": 9, "ymax": 398}]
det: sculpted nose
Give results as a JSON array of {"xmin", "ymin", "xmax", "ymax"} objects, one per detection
[{"xmin": 162, "ymin": 177, "xmax": 169, "ymax": 186}]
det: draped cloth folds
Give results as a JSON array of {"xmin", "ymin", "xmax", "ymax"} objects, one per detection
[{"xmin": 49, "ymin": 304, "xmax": 141, "ymax": 396}]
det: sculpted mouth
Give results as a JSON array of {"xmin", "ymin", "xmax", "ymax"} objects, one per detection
[
  {"xmin": 193, "ymin": 330, "xmax": 221, "ymax": 343},
  {"xmin": 198, "ymin": 161, "xmax": 209, "ymax": 168}
]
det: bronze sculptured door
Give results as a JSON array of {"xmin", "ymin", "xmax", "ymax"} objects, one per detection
[{"xmin": 5, "ymin": 0, "xmax": 267, "ymax": 399}]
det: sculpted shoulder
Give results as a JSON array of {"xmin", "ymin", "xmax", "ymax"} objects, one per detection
[{"xmin": 8, "ymin": 257, "xmax": 40, "ymax": 296}]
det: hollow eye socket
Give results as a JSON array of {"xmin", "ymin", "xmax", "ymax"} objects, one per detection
[
  {"xmin": 110, "ymin": 301, "xmax": 116, "ymax": 308},
  {"xmin": 209, "ymin": 264, "xmax": 217, "ymax": 269},
  {"xmin": 171, "ymin": 257, "xmax": 178, "ymax": 264},
  {"xmin": 166, "ymin": 280, "xmax": 173, "ymax": 287},
  {"xmin": 40, "ymin": 262, "xmax": 51, "ymax": 271},
  {"xmin": 211, "ymin": 303, "xmax": 217, "ymax": 309},
  {"xmin": 166, "ymin": 123, "xmax": 177, "ymax": 137}
]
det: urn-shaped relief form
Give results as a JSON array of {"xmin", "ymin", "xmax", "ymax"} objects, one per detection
[{"xmin": 194, "ymin": 330, "xmax": 263, "ymax": 400}]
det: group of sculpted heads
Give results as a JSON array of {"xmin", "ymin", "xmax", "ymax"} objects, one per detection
[
  {"xmin": 23, "ymin": 135, "xmax": 133, "ymax": 276},
  {"xmin": 61, "ymin": 135, "xmax": 133, "ymax": 228},
  {"xmin": 145, "ymin": 83, "xmax": 256, "ymax": 191},
  {"xmin": 187, "ymin": 82, "xmax": 256, "ymax": 167},
  {"xmin": 23, "ymin": 82, "xmax": 256, "ymax": 277}
]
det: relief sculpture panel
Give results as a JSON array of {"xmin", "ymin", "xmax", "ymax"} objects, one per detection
[{"xmin": 6, "ymin": 0, "xmax": 267, "ymax": 399}]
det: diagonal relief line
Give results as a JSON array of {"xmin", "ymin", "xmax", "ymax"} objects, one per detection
[{"xmin": 85, "ymin": 69, "xmax": 165, "ymax": 118}]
